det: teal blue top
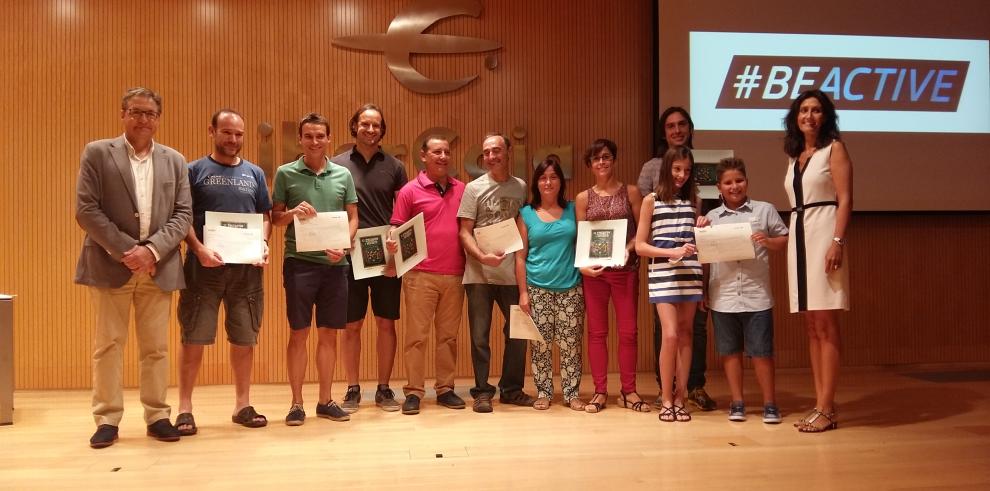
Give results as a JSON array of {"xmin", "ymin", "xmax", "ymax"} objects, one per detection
[{"xmin": 520, "ymin": 202, "xmax": 580, "ymax": 290}]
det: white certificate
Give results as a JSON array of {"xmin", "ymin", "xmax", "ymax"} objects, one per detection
[
  {"xmin": 393, "ymin": 212, "xmax": 428, "ymax": 277},
  {"xmin": 574, "ymin": 219, "xmax": 627, "ymax": 268},
  {"xmin": 349, "ymin": 225, "xmax": 392, "ymax": 280},
  {"xmin": 473, "ymin": 219, "xmax": 523, "ymax": 255},
  {"xmin": 293, "ymin": 211, "xmax": 350, "ymax": 252},
  {"xmin": 203, "ymin": 211, "xmax": 264, "ymax": 264},
  {"xmin": 694, "ymin": 222, "xmax": 755, "ymax": 264},
  {"xmin": 509, "ymin": 305, "xmax": 546, "ymax": 344}
]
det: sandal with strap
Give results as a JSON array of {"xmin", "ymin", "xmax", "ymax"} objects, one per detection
[
  {"xmin": 794, "ymin": 407, "xmax": 819, "ymax": 427},
  {"xmin": 672, "ymin": 404, "xmax": 692, "ymax": 422},
  {"xmin": 658, "ymin": 404, "xmax": 676, "ymax": 423},
  {"xmin": 798, "ymin": 409, "xmax": 837, "ymax": 433},
  {"xmin": 567, "ymin": 398, "xmax": 587, "ymax": 411},
  {"xmin": 232, "ymin": 405, "xmax": 268, "ymax": 428},
  {"xmin": 618, "ymin": 392, "xmax": 651, "ymax": 413},
  {"xmin": 175, "ymin": 412, "xmax": 197, "ymax": 436},
  {"xmin": 585, "ymin": 393, "xmax": 607, "ymax": 414},
  {"xmin": 533, "ymin": 397, "xmax": 551, "ymax": 411}
]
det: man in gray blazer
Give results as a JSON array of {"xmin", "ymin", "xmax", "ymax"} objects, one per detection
[{"xmin": 75, "ymin": 87, "xmax": 192, "ymax": 448}]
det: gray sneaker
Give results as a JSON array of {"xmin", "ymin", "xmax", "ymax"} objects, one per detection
[
  {"xmin": 375, "ymin": 385, "xmax": 400, "ymax": 412},
  {"xmin": 316, "ymin": 401, "xmax": 350, "ymax": 422},
  {"xmin": 728, "ymin": 401, "xmax": 746, "ymax": 422},
  {"xmin": 763, "ymin": 403, "xmax": 782, "ymax": 424},
  {"xmin": 342, "ymin": 385, "xmax": 361, "ymax": 414}
]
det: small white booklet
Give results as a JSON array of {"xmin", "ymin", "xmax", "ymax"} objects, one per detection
[
  {"xmin": 509, "ymin": 305, "xmax": 546, "ymax": 343},
  {"xmin": 694, "ymin": 222, "xmax": 755, "ymax": 264},
  {"xmin": 574, "ymin": 219, "xmax": 628, "ymax": 268},
  {"xmin": 203, "ymin": 211, "xmax": 264, "ymax": 264},
  {"xmin": 349, "ymin": 225, "xmax": 392, "ymax": 280},
  {"xmin": 473, "ymin": 218, "xmax": 523, "ymax": 255},
  {"xmin": 393, "ymin": 212, "xmax": 428, "ymax": 277},
  {"xmin": 293, "ymin": 211, "xmax": 350, "ymax": 252}
]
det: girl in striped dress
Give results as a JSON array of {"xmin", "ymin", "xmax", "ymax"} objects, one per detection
[{"xmin": 635, "ymin": 146, "xmax": 708, "ymax": 422}]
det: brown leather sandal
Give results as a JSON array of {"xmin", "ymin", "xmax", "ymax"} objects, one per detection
[
  {"xmin": 585, "ymin": 393, "xmax": 607, "ymax": 413},
  {"xmin": 618, "ymin": 392, "xmax": 651, "ymax": 413}
]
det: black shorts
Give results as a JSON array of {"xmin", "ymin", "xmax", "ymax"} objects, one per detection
[
  {"xmin": 178, "ymin": 260, "xmax": 263, "ymax": 346},
  {"xmin": 346, "ymin": 266, "xmax": 402, "ymax": 323},
  {"xmin": 282, "ymin": 257, "xmax": 348, "ymax": 330}
]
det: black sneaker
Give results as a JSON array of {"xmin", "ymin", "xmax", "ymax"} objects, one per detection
[
  {"xmin": 342, "ymin": 385, "xmax": 361, "ymax": 414},
  {"xmin": 499, "ymin": 391, "xmax": 536, "ymax": 407},
  {"xmin": 687, "ymin": 387, "xmax": 717, "ymax": 412},
  {"xmin": 473, "ymin": 393, "xmax": 494, "ymax": 413},
  {"xmin": 402, "ymin": 394, "xmax": 421, "ymax": 415},
  {"xmin": 316, "ymin": 401, "xmax": 350, "ymax": 421},
  {"xmin": 437, "ymin": 391, "xmax": 466, "ymax": 409},
  {"xmin": 146, "ymin": 418, "xmax": 181, "ymax": 442},
  {"xmin": 89, "ymin": 424, "xmax": 118, "ymax": 449},
  {"xmin": 375, "ymin": 385, "xmax": 400, "ymax": 412},
  {"xmin": 285, "ymin": 404, "xmax": 306, "ymax": 426}
]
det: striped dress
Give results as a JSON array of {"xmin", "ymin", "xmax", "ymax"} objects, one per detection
[{"xmin": 647, "ymin": 195, "xmax": 703, "ymax": 303}]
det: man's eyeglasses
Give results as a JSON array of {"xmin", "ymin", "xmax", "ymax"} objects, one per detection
[{"xmin": 126, "ymin": 108, "xmax": 160, "ymax": 120}]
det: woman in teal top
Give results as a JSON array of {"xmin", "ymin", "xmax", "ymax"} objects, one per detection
[{"xmin": 515, "ymin": 159, "xmax": 586, "ymax": 411}]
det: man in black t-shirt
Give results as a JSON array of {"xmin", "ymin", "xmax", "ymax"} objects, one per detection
[{"xmin": 330, "ymin": 104, "xmax": 408, "ymax": 413}]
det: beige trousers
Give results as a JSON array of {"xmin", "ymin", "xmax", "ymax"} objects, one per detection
[
  {"xmin": 401, "ymin": 270, "xmax": 464, "ymax": 399},
  {"xmin": 90, "ymin": 273, "xmax": 172, "ymax": 426}
]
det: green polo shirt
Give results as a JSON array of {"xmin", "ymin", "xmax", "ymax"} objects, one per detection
[{"xmin": 272, "ymin": 157, "xmax": 358, "ymax": 265}]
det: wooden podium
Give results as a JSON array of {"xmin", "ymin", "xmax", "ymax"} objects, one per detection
[{"xmin": 0, "ymin": 297, "xmax": 12, "ymax": 425}]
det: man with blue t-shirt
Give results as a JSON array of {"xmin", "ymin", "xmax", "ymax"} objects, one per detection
[{"xmin": 176, "ymin": 109, "xmax": 273, "ymax": 435}]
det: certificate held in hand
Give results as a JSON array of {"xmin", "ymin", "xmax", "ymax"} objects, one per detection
[
  {"xmin": 203, "ymin": 211, "xmax": 264, "ymax": 264},
  {"xmin": 694, "ymin": 222, "xmax": 755, "ymax": 264},
  {"xmin": 293, "ymin": 211, "xmax": 350, "ymax": 252},
  {"xmin": 473, "ymin": 218, "xmax": 523, "ymax": 255}
]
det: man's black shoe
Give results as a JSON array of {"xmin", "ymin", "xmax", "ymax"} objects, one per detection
[
  {"xmin": 437, "ymin": 391, "xmax": 466, "ymax": 409},
  {"xmin": 146, "ymin": 418, "xmax": 181, "ymax": 442},
  {"xmin": 499, "ymin": 391, "xmax": 537, "ymax": 407},
  {"xmin": 402, "ymin": 394, "xmax": 421, "ymax": 415},
  {"xmin": 89, "ymin": 424, "xmax": 118, "ymax": 449},
  {"xmin": 473, "ymin": 393, "xmax": 494, "ymax": 413}
]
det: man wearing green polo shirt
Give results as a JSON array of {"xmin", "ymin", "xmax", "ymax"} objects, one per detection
[{"xmin": 272, "ymin": 113, "xmax": 358, "ymax": 426}]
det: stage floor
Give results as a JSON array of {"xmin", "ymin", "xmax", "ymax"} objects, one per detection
[{"xmin": 1, "ymin": 365, "xmax": 989, "ymax": 490}]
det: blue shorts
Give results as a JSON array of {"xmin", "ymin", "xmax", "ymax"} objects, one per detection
[
  {"xmin": 283, "ymin": 257, "xmax": 348, "ymax": 330},
  {"xmin": 711, "ymin": 309, "xmax": 774, "ymax": 358}
]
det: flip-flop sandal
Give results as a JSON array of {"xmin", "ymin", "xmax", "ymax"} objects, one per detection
[
  {"xmin": 175, "ymin": 412, "xmax": 197, "ymax": 436},
  {"xmin": 232, "ymin": 406, "xmax": 268, "ymax": 428}
]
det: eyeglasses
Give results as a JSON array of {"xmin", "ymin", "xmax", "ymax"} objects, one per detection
[
  {"xmin": 591, "ymin": 154, "xmax": 614, "ymax": 163},
  {"xmin": 126, "ymin": 108, "xmax": 160, "ymax": 120}
]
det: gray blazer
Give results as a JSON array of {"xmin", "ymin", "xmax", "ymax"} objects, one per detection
[{"xmin": 74, "ymin": 136, "xmax": 192, "ymax": 291}]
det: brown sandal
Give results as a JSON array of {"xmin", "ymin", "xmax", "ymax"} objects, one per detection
[
  {"xmin": 797, "ymin": 410, "xmax": 837, "ymax": 432},
  {"xmin": 567, "ymin": 398, "xmax": 587, "ymax": 411},
  {"xmin": 585, "ymin": 393, "xmax": 607, "ymax": 413},
  {"xmin": 658, "ymin": 404, "xmax": 676, "ymax": 422},
  {"xmin": 672, "ymin": 404, "xmax": 692, "ymax": 422}
]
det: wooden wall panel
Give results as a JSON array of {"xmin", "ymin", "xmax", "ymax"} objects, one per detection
[{"xmin": 0, "ymin": 1, "xmax": 987, "ymax": 391}]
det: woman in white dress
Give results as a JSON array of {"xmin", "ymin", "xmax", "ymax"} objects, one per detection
[{"xmin": 783, "ymin": 90, "xmax": 853, "ymax": 433}]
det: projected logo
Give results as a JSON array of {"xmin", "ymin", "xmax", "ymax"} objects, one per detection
[
  {"xmin": 332, "ymin": 0, "xmax": 501, "ymax": 95},
  {"xmin": 690, "ymin": 32, "xmax": 990, "ymax": 133},
  {"xmin": 717, "ymin": 56, "xmax": 969, "ymax": 111}
]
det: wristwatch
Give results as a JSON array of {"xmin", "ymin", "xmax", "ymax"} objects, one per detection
[{"xmin": 832, "ymin": 237, "xmax": 845, "ymax": 246}]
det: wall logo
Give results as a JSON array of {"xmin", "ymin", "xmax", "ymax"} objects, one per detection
[
  {"xmin": 690, "ymin": 32, "xmax": 990, "ymax": 133},
  {"xmin": 332, "ymin": 0, "xmax": 501, "ymax": 95}
]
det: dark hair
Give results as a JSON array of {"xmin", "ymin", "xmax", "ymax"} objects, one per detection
[
  {"xmin": 121, "ymin": 87, "xmax": 162, "ymax": 113},
  {"xmin": 656, "ymin": 106, "xmax": 694, "ymax": 156},
  {"xmin": 529, "ymin": 158, "xmax": 567, "ymax": 209},
  {"xmin": 783, "ymin": 89, "xmax": 841, "ymax": 158},
  {"xmin": 348, "ymin": 103, "xmax": 386, "ymax": 140},
  {"xmin": 482, "ymin": 131, "xmax": 511, "ymax": 150},
  {"xmin": 420, "ymin": 135, "xmax": 449, "ymax": 151},
  {"xmin": 655, "ymin": 145, "xmax": 697, "ymax": 204},
  {"xmin": 210, "ymin": 108, "xmax": 243, "ymax": 128},
  {"xmin": 583, "ymin": 138, "xmax": 617, "ymax": 166},
  {"xmin": 715, "ymin": 157, "xmax": 747, "ymax": 181},
  {"xmin": 298, "ymin": 112, "xmax": 330, "ymax": 137}
]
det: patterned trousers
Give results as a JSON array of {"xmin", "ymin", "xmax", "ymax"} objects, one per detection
[{"xmin": 528, "ymin": 284, "xmax": 585, "ymax": 402}]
